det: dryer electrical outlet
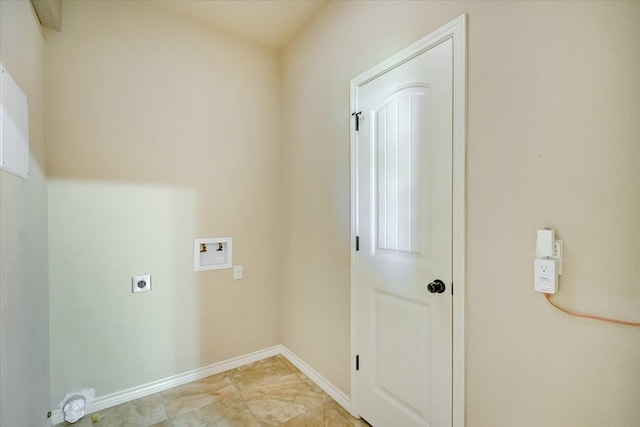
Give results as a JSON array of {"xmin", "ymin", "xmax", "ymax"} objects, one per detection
[{"xmin": 132, "ymin": 275, "xmax": 151, "ymax": 293}]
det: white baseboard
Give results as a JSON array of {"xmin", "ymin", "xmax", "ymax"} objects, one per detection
[
  {"xmin": 51, "ymin": 345, "xmax": 281, "ymax": 424},
  {"xmin": 51, "ymin": 345, "xmax": 354, "ymax": 425},
  {"xmin": 279, "ymin": 345, "xmax": 356, "ymax": 417}
]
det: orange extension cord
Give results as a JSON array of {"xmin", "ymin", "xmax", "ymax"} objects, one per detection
[{"xmin": 544, "ymin": 293, "xmax": 640, "ymax": 327}]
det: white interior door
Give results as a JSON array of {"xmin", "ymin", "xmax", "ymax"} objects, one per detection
[{"xmin": 353, "ymin": 38, "xmax": 453, "ymax": 427}]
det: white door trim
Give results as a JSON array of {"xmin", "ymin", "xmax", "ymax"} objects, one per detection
[{"xmin": 349, "ymin": 14, "xmax": 467, "ymax": 427}]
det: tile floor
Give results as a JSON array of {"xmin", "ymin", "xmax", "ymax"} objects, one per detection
[{"xmin": 58, "ymin": 355, "xmax": 369, "ymax": 427}]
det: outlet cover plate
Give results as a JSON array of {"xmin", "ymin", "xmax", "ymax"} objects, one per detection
[
  {"xmin": 132, "ymin": 275, "xmax": 151, "ymax": 293},
  {"xmin": 233, "ymin": 265, "xmax": 243, "ymax": 280}
]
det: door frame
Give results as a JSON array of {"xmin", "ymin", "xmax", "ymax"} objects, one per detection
[{"xmin": 350, "ymin": 14, "xmax": 467, "ymax": 427}]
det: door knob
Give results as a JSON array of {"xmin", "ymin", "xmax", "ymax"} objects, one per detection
[{"xmin": 427, "ymin": 279, "xmax": 446, "ymax": 294}]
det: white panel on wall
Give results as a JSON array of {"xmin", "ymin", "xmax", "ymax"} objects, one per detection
[
  {"xmin": 0, "ymin": 65, "xmax": 29, "ymax": 179},
  {"xmin": 375, "ymin": 86, "xmax": 427, "ymax": 254}
]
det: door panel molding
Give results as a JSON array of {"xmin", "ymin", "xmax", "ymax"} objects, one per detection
[{"xmin": 350, "ymin": 14, "xmax": 467, "ymax": 427}]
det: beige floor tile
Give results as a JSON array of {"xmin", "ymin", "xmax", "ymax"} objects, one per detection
[
  {"xmin": 56, "ymin": 356, "xmax": 364, "ymax": 427},
  {"xmin": 280, "ymin": 405, "xmax": 325, "ymax": 427},
  {"xmin": 325, "ymin": 401, "xmax": 369, "ymax": 426},
  {"xmin": 241, "ymin": 373, "xmax": 327, "ymax": 425},
  {"xmin": 162, "ymin": 374, "xmax": 236, "ymax": 419},
  {"xmin": 281, "ymin": 401, "xmax": 366, "ymax": 427},
  {"xmin": 227, "ymin": 356, "xmax": 296, "ymax": 391},
  {"xmin": 167, "ymin": 398, "xmax": 259, "ymax": 427}
]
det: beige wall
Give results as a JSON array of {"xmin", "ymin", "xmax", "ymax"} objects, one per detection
[
  {"xmin": 0, "ymin": 1, "xmax": 50, "ymax": 426},
  {"xmin": 47, "ymin": 0, "xmax": 282, "ymax": 404},
  {"xmin": 41, "ymin": 0, "xmax": 640, "ymax": 424},
  {"xmin": 281, "ymin": 1, "xmax": 640, "ymax": 425}
]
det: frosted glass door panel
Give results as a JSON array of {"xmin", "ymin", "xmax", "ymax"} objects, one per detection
[{"xmin": 376, "ymin": 86, "xmax": 427, "ymax": 255}]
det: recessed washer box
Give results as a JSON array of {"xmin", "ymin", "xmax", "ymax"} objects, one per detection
[{"xmin": 194, "ymin": 237, "xmax": 232, "ymax": 271}]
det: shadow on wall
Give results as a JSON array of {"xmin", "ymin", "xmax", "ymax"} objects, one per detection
[
  {"xmin": 48, "ymin": 180, "xmax": 197, "ymax": 398},
  {"xmin": 48, "ymin": 177, "xmax": 282, "ymax": 401},
  {"xmin": 45, "ymin": 0, "xmax": 283, "ymax": 406}
]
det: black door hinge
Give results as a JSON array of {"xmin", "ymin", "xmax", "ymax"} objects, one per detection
[
  {"xmin": 352, "ymin": 111, "xmax": 362, "ymax": 131},
  {"xmin": 451, "ymin": 283, "xmax": 454, "ymax": 295},
  {"xmin": 356, "ymin": 355, "xmax": 360, "ymax": 371},
  {"xmin": 355, "ymin": 236, "xmax": 359, "ymax": 251}
]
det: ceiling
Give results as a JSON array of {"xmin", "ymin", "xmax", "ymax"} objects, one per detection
[{"xmin": 135, "ymin": 0, "xmax": 330, "ymax": 49}]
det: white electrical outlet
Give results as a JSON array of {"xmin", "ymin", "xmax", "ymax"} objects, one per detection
[
  {"xmin": 132, "ymin": 275, "xmax": 151, "ymax": 293},
  {"xmin": 534, "ymin": 259, "xmax": 557, "ymax": 294},
  {"xmin": 552, "ymin": 240, "xmax": 563, "ymax": 275}
]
